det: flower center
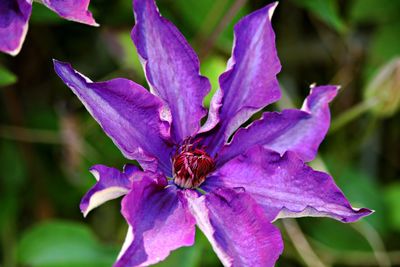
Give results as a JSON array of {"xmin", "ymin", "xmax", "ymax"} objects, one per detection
[{"xmin": 172, "ymin": 140, "xmax": 215, "ymax": 189}]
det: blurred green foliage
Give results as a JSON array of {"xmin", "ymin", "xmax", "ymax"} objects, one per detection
[
  {"xmin": 292, "ymin": 0, "xmax": 346, "ymax": 33},
  {"xmin": 18, "ymin": 221, "xmax": 118, "ymax": 267},
  {"xmin": 0, "ymin": 66, "xmax": 17, "ymax": 87},
  {"xmin": 1, "ymin": 0, "xmax": 399, "ymax": 266}
]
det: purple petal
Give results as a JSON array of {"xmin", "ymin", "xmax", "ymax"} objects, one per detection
[
  {"xmin": 201, "ymin": 2, "xmax": 281, "ymax": 155},
  {"xmin": 0, "ymin": 0, "xmax": 32, "ymax": 56},
  {"xmin": 80, "ymin": 164, "xmax": 140, "ymax": 217},
  {"xmin": 204, "ymin": 146, "xmax": 373, "ymax": 223},
  {"xmin": 115, "ymin": 173, "xmax": 196, "ymax": 267},
  {"xmin": 132, "ymin": 0, "xmax": 211, "ymax": 142},
  {"xmin": 218, "ymin": 85, "xmax": 339, "ymax": 165},
  {"xmin": 53, "ymin": 60, "xmax": 173, "ymax": 175},
  {"xmin": 186, "ymin": 188, "xmax": 283, "ymax": 267},
  {"xmin": 42, "ymin": 0, "xmax": 98, "ymax": 26}
]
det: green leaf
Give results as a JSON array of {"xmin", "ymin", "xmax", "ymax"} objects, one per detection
[
  {"xmin": 292, "ymin": 0, "xmax": 346, "ymax": 33},
  {"xmin": 368, "ymin": 22, "xmax": 400, "ymax": 71},
  {"xmin": 322, "ymin": 160, "xmax": 387, "ymax": 234},
  {"xmin": 0, "ymin": 141, "xmax": 26, "ymax": 190},
  {"xmin": 0, "ymin": 65, "xmax": 17, "ymax": 86},
  {"xmin": 30, "ymin": 3, "xmax": 64, "ymax": 24},
  {"xmin": 18, "ymin": 221, "xmax": 118, "ymax": 267},
  {"xmin": 301, "ymin": 218, "xmax": 372, "ymax": 251},
  {"xmin": 384, "ymin": 183, "xmax": 400, "ymax": 232},
  {"xmin": 201, "ymin": 56, "xmax": 226, "ymax": 108},
  {"xmin": 173, "ymin": 0, "xmax": 217, "ymax": 33},
  {"xmin": 217, "ymin": 6, "xmax": 249, "ymax": 53},
  {"xmin": 350, "ymin": 0, "xmax": 400, "ymax": 24},
  {"xmin": 172, "ymin": 0, "xmax": 249, "ymax": 53},
  {"xmin": 115, "ymin": 31, "xmax": 143, "ymax": 75}
]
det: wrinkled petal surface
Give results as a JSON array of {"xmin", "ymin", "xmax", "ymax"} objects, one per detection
[
  {"xmin": 201, "ymin": 2, "xmax": 281, "ymax": 155},
  {"xmin": 186, "ymin": 188, "xmax": 283, "ymax": 267},
  {"xmin": 132, "ymin": 0, "xmax": 211, "ymax": 142},
  {"xmin": 218, "ymin": 85, "xmax": 338, "ymax": 165},
  {"xmin": 42, "ymin": 0, "xmax": 98, "ymax": 26},
  {"xmin": 204, "ymin": 146, "xmax": 372, "ymax": 223},
  {"xmin": 116, "ymin": 173, "xmax": 196, "ymax": 267},
  {"xmin": 0, "ymin": 0, "xmax": 32, "ymax": 56},
  {"xmin": 53, "ymin": 60, "xmax": 173, "ymax": 175},
  {"xmin": 80, "ymin": 164, "xmax": 140, "ymax": 217}
]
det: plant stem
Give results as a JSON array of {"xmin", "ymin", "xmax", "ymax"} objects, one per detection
[
  {"xmin": 282, "ymin": 219, "xmax": 328, "ymax": 267},
  {"xmin": 199, "ymin": 0, "xmax": 247, "ymax": 59},
  {"xmin": 330, "ymin": 98, "xmax": 378, "ymax": 133}
]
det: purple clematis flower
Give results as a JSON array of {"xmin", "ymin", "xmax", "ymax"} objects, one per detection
[
  {"xmin": 54, "ymin": 0, "xmax": 372, "ymax": 266},
  {"xmin": 0, "ymin": 0, "xmax": 97, "ymax": 56}
]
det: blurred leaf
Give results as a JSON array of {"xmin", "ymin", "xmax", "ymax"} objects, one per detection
[
  {"xmin": 117, "ymin": 32, "xmax": 142, "ymax": 73},
  {"xmin": 201, "ymin": 56, "xmax": 226, "ymax": 107},
  {"xmin": 173, "ymin": 0, "xmax": 217, "ymax": 32},
  {"xmin": 364, "ymin": 58, "xmax": 400, "ymax": 117},
  {"xmin": 325, "ymin": 164, "xmax": 387, "ymax": 234},
  {"xmin": 216, "ymin": 4, "xmax": 249, "ymax": 53},
  {"xmin": 26, "ymin": 106, "xmax": 59, "ymax": 129},
  {"xmin": 30, "ymin": 3, "xmax": 63, "ymax": 24},
  {"xmin": 321, "ymin": 156, "xmax": 386, "ymax": 232},
  {"xmin": 173, "ymin": 0, "xmax": 248, "ymax": 53},
  {"xmin": 301, "ymin": 218, "xmax": 372, "ymax": 251},
  {"xmin": 0, "ymin": 141, "xmax": 26, "ymax": 230},
  {"xmin": 0, "ymin": 65, "xmax": 17, "ymax": 86},
  {"xmin": 102, "ymin": 30, "xmax": 143, "ymax": 77},
  {"xmin": 0, "ymin": 141, "xmax": 26, "ymax": 189},
  {"xmin": 291, "ymin": 0, "xmax": 346, "ymax": 33},
  {"xmin": 301, "ymin": 163, "xmax": 384, "ymax": 251},
  {"xmin": 18, "ymin": 221, "xmax": 118, "ymax": 267},
  {"xmin": 384, "ymin": 183, "xmax": 400, "ymax": 232},
  {"xmin": 367, "ymin": 22, "xmax": 400, "ymax": 75},
  {"xmin": 350, "ymin": 0, "xmax": 400, "ymax": 24}
]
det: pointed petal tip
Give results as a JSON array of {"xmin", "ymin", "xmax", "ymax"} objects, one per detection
[
  {"xmin": 79, "ymin": 199, "xmax": 91, "ymax": 217},
  {"xmin": 309, "ymin": 83, "xmax": 341, "ymax": 92},
  {"xmin": 89, "ymin": 167, "xmax": 100, "ymax": 181},
  {"xmin": 305, "ymin": 84, "xmax": 340, "ymax": 107},
  {"xmin": 66, "ymin": 18, "xmax": 99, "ymax": 27},
  {"xmin": 41, "ymin": 0, "xmax": 99, "ymax": 27},
  {"xmin": 52, "ymin": 59, "xmax": 70, "ymax": 71},
  {"xmin": 6, "ymin": 48, "xmax": 20, "ymax": 57},
  {"xmin": 268, "ymin": 2, "xmax": 279, "ymax": 20},
  {"xmin": 81, "ymin": 19, "xmax": 100, "ymax": 27},
  {"xmin": 273, "ymin": 205, "xmax": 373, "ymax": 224},
  {"xmin": 81, "ymin": 207, "xmax": 89, "ymax": 218},
  {"xmin": 80, "ymin": 165, "xmax": 133, "ymax": 217},
  {"xmin": 345, "ymin": 207, "xmax": 374, "ymax": 223},
  {"xmin": 89, "ymin": 21, "xmax": 100, "ymax": 27},
  {"xmin": 52, "ymin": 58, "xmax": 66, "ymax": 65},
  {"xmin": 2, "ymin": 36, "xmax": 26, "ymax": 57}
]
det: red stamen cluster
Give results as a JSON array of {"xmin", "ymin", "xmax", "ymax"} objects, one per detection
[{"xmin": 172, "ymin": 139, "xmax": 215, "ymax": 189}]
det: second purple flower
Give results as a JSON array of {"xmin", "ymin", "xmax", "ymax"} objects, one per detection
[{"xmin": 0, "ymin": 0, "xmax": 97, "ymax": 56}]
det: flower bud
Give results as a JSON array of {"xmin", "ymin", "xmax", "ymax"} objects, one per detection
[{"xmin": 364, "ymin": 58, "xmax": 400, "ymax": 117}]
